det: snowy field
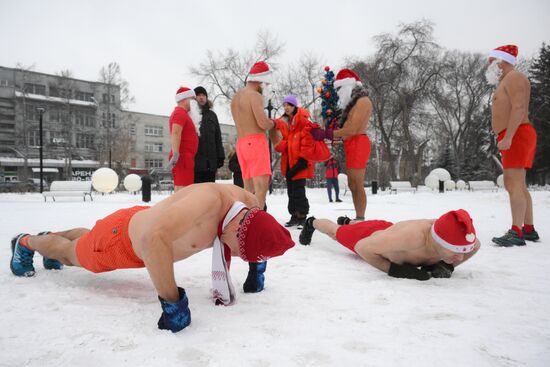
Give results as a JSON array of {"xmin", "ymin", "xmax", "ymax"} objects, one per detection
[{"xmin": 1, "ymin": 186, "xmax": 549, "ymax": 367}]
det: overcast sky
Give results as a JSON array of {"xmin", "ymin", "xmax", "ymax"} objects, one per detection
[{"xmin": 1, "ymin": 0, "xmax": 549, "ymax": 119}]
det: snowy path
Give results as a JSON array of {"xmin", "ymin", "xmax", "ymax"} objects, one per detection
[{"xmin": 1, "ymin": 188, "xmax": 549, "ymax": 366}]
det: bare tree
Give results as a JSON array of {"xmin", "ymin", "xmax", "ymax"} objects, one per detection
[{"xmin": 52, "ymin": 69, "xmax": 77, "ymax": 179}]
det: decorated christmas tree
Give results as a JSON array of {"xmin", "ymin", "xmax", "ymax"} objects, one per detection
[{"xmin": 318, "ymin": 66, "xmax": 342, "ymax": 129}]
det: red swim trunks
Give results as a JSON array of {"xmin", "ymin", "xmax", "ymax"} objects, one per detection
[
  {"xmin": 171, "ymin": 152, "xmax": 195, "ymax": 186},
  {"xmin": 335, "ymin": 220, "xmax": 393, "ymax": 253},
  {"xmin": 344, "ymin": 135, "xmax": 371, "ymax": 169},
  {"xmin": 75, "ymin": 206, "xmax": 150, "ymax": 273},
  {"xmin": 497, "ymin": 123, "xmax": 537, "ymax": 169},
  {"xmin": 236, "ymin": 133, "xmax": 272, "ymax": 180}
]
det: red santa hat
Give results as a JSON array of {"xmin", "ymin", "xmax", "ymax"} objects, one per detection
[
  {"xmin": 237, "ymin": 207, "xmax": 295, "ymax": 262},
  {"xmin": 431, "ymin": 209, "xmax": 477, "ymax": 253},
  {"xmin": 334, "ymin": 68, "xmax": 362, "ymax": 89},
  {"xmin": 175, "ymin": 86, "xmax": 196, "ymax": 103},
  {"xmin": 489, "ymin": 45, "xmax": 518, "ymax": 65},
  {"xmin": 248, "ymin": 61, "xmax": 273, "ymax": 84}
]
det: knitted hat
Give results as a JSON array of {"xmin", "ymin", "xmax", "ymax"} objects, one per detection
[
  {"xmin": 248, "ymin": 61, "xmax": 273, "ymax": 84},
  {"xmin": 431, "ymin": 209, "xmax": 477, "ymax": 253},
  {"xmin": 175, "ymin": 86, "xmax": 195, "ymax": 103},
  {"xmin": 237, "ymin": 207, "xmax": 295, "ymax": 261},
  {"xmin": 194, "ymin": 86, "xmax": 208, "ymax": 97},
  {"xmin": 489, "ymin": 45, "xmax": 518, "ymax": 65},
  {"xmin": 334, "ymin": 68, "xmax": 362, "ymax": 88},
  {"xmin": 283, "ymin": 95, "xmax": 298, "ymax": 107}
]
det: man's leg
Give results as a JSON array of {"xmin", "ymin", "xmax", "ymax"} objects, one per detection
[
  {"xmin": 523, "ymin": 185, "xmax": 534, "ymax": 226},
  {"xmin": 251, "ymin": 175, "xmax": 270, "ymax": 210},
  {"xmin": 28, "ymin": 229, "xmax": 87, "ymax": 266},
  {"xmin": 347, "ymin": 168, "xmax": 367, "ymax": 219},
  {"xmin": 503, "ymin": 168, "xmax": 528, "ymax": 231},
  {"xmin": 326, "ymin": 179, "xmax": 333, "ymax": 202},
  {"xmin": 333, "ymin": 178, "xmax": 341, "ymax": 201},
  {"xmin": 312, "ymin": 218, "xmax": 339, "ymax": 240}
]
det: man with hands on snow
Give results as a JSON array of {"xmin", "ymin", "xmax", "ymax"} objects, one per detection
[{"xmin": 299, "ymin": 209, "xmax": 480, "ymax": 280}]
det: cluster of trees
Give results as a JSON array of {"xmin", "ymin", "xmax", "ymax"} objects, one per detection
[{"xmin": 191, "ymin": 21, "xmax": 549, "ymax": 186}]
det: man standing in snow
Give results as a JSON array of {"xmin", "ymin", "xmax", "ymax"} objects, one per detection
[
  {"xmin": 10, "ymin": 183, "xmax": 294, "ymax": 333},
  {"xmin": 298, "ymin": 209, "xmax": 480, "ymax": 280},
  {"xmin": 486, "ymin": 45, "xmax": 539, "ymax": 247}
]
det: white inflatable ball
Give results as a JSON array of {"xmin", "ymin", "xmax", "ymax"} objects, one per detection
[
  {"xmin": 92, "ymin": 167, "xmax": 119, "ymax": 193},
  {"xmin": 424, "ymin": 175, "xmax": 440, "ymax": 189},
  {"xmin": 429, "ymin": 168, "xmax": 451, "ymax": 182},
  {"xmin": 444, "ymin": 179, "xmax": 456, "ymax": 191},
  {"xmin": 123, "ymin": 174, "xmax": 142, "ymax": 192},
  {"xmin": 497, "ymin": 174, "xmax": 504, "ymax": 188},
  {"xmin": 456, "ymin": 180, "xmax": 466, "ymax": 190}
]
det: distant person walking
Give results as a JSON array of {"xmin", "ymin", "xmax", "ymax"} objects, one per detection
[{"xmin": 325, "ymin": 156, "xmax": 342, "ymax": 203}]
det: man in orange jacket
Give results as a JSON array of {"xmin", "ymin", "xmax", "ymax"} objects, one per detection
[{"xmin": 273, "ymin": 95, "xmax": 314, "ymax": 227}]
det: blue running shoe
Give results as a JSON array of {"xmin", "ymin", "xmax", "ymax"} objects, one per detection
[
  {"xmin": 10, "ymin": 233, "xmax": 35, "ymax": 277},
  {"xmin": 37, "ymin": 231, "xmax": 63, "ymax": 270}
]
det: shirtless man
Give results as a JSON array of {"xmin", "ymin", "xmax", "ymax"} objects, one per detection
[
  {"xmin": 486, "ymin": 45, "xmax": 539, "ymax": 247},
  {"xmin": 166, "ymin": 86, "xmax": 199, "ymax": 191},
  {"xmin": 230, "ymin": 61, "xmax": 278, "ymax": 210},
  {"xmin": 9, "ymin": 183, "xmax": 294, "ymax": 333},
  {"xmin": 298, "ymin": 209, "xmax": 480, "ymax": 280},
  {"xmin": 311, "ymin": 69, "xmax": 372, "ymax": 222}
]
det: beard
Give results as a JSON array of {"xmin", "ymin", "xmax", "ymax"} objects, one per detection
[
  {"xmin": 485, "ymin": 60, "xmax": 503, "ymax": 86},
  {"xmin": 189, "ymin": 100, "xmax": 202, "ymax": 136},
  {"xmin": 337, "ymin": 84, "xmax": 354, "ymax": 109},
  {"xmin": 260, "ymin": 82, "xmax": 272, "ymax": 98}
]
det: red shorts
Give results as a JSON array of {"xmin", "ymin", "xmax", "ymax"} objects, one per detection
[
  {"xmin": 335, "ymin": 220, "xmax": 393, "ymax": 253},
  {"xmin": 76, "ymin": 206, "xmax": 149, "ymax": 273},
  {"xmin": 236, "ymin": 134, "xmax": 272, "ymax": 180},
  {"xmin": 344, "ymin": 135, "xmax": 371, "ymax": 169},
  {"xmin": 171, "ymin": 152, "xmax": 195, "ymax": 186},
  {"xmin": 498, "ymin": 123, "xmax": 537, "ymax": 169}
]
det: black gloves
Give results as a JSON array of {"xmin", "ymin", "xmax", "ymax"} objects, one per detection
[
  {"xmin": 421, "ymin": 261, "xmax": 454, "ymax": 278},
  {"xmin": 217, "ymin": 158, "xmax": 225, "ymax": 168},
  {"xmin": 286, "ymin": 158, "xmax": 308, "ymax": 179},
  {"xmin": 388, "ymin": 262, "xmax": 431, "ymax": 281},
  {"xmin": 157, "ymin": 287, "xmax": 191, "ymax": 332}
]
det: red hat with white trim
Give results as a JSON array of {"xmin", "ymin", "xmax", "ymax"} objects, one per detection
[
  {"xmin": 334, "ymin": 68, "xmax": 362, "ymax": 88},
  {"xmin": 237, "ymin": 207, "xmax": 295, "ymax": 262},
  {"xmin": 248, "ymin": 61, "xmax": 273, "ymax": 84},
  {"xmin": 431, "ymin": 209, "xmax": 477, "ymax": 253},
  {"xmin": 489, "ymin": 45, "xmax": 518, "ymax": 65},
  {"xmin": 175, "ymin": 86, "xmax": 196, "ymax": 103}
]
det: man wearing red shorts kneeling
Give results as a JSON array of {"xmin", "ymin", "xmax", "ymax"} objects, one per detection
[{"xmin": 298, "ymin": 209, "xmax": 480, "ymax": 280}]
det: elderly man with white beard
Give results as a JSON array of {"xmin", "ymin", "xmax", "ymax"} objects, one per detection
[
  {"xmin": 311, "ymin": 69, "xmax": 373, "ymax": 223},
  {"xmin": 485, "ymin": 45, "xmax": 539, "ymax": 247}
]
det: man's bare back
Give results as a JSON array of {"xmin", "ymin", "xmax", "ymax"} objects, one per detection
[
  {"xmin": 491, "ymin": 70, "xmax": 531, "ymax": 134},
  {"xmin": 129, "ymin": 183, "xmax": 258, "ymax": 261},
  {"xmin": 231, "ymin": 85, "xmax": 274, "ymax": 138}
]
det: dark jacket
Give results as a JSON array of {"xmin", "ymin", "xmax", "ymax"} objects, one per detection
[{"xmin": 194, "ymin": 107, "xmax": 225, "ymax": 172}]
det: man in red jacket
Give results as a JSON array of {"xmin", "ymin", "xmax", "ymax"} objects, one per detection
[
  {"xmin": 273, "ymin": 95, "xmax": 314, "ymax": 227},
  {"xmin": 325, "ymin": 156, "xmax": 342, "ymax": 203},
  {"xmin": 166, "ymin": 86, "xmax": 199, "ymax": 192}
]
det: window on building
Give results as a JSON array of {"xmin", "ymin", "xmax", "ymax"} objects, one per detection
[
  {"xmin": 23, "ymin": 83, "xmax": 46, "ymax": 95},
  {"xmin": 85, "ymin": 113, "xmax": 96, "ymax": 127},
  {"xmin": 49, "ymin": 109, "xmax": 70, "ymax": 123},
  {"xmin": 145, "ymin": 159, "xmax": 163, "ymax": 168},
  {"xmin": 27, "ymin": 130, "xmax": 40, "ymax": 147},
  {"xmin": 144, "ymin": 125, "xmax": 163, "ymax": 136},
  {"xmin": 75, "ymin": 91, "xmax": 94, "ymax": 102},
  {"xmin": 102, "ymin": 112, "xmax": 116, "ymax": 128},
  {"xmin": 145, "ymin": 142, "xmax": 163, "ymax": 153},
  {"xmin": 129, "ymin": 123, "xmax": 136, "ymax": 135},
  {"xmin": 75, "ymin": 111, "xmax": 96, "ymax": 127},
  {"xmin": 25, "ymin": 104, "xmax": 39, "ymax": 121},
  {"xmin": 102, "ymin": 94, "xmax": 116, "ymax": 103},
  {"xmin": 221, "ymin": 133, "xmax": 229, "ymax": 144},
  {"xmin": 49, "ymin": 86, "xmax": 72, "ymax": 98},
  {"xmin": 49, "ymin": 131, "xmax": 67, "ymax": 145},
  {"xmin": 76, "ymin": 133, "xmax": 94, "ymax": 148}
]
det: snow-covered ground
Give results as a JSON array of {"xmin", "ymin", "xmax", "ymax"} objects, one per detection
[{"xmin": 1, "ymin": 186, "xmax": 549, "ymax": 367}]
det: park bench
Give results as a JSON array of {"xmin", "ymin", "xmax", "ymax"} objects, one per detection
[
  {"xmin": 42, "ymin": 180, "xmax": 93, "ymax": 202},
  {"xmin": 467, "ymin": 180, "xmax": 498, "ymax": 192},
  {"xmin": 389, "ymin": 181, "xmax": 417, "ymax": 194}
]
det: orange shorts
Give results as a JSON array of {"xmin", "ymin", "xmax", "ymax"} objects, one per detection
[
  {"xmin": 170, "ymin": 152, "xmax": 195, "ymax": 186},
  {"xmin": 236, "ymin": 133, "xmax": 272, "ymax": 180},
  {"xmin": 335, "ymin": 220, "xmax": 393, "ymax": 253},
  {"xmin": 498, "ymin": 123, "xmax": 537, "ymax": 169},
  {"xmin": 76, "ymin": 206, "xmax": 149, "ymax": 273},
  {"xmin": 344, "ymin": 135, "xmax": 371, "ymax": 169}
]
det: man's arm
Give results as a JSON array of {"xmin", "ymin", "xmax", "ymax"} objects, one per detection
[
  {"xmin": 333, "ymin": 98, "xmax": 372, "ymax": 139},
  {"xmin": 171, "ymin": 124, "xmax": 183, "ymax": 153},
  {"xmin": 499, "ymin": 73, "xmax": 530, "ymax": 150},
  {"xmin": 250, "ymin": 92, "xmax": 276, "ymax": 131},
  {"xmin": 141, "ymin": 229, "xmax": 179, "ymax": 302}
]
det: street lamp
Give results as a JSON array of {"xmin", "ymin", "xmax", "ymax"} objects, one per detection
[{"xmin": 36, "ymin": 107, "xmax": 45, "ymax": 193}]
